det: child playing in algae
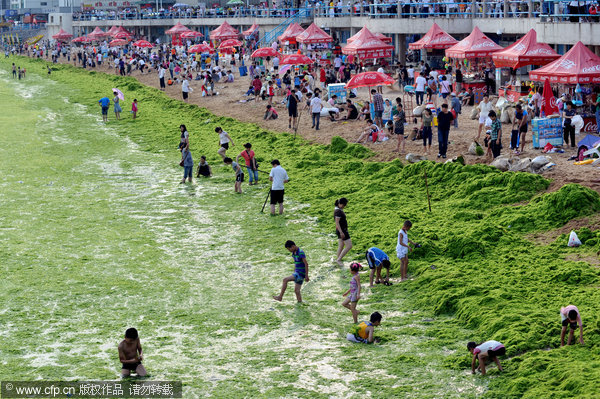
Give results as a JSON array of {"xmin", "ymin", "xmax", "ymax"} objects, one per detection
[
  {"xmin": 196, "ymin": 156, "xmax": 212, "ymax": 178},
  {"xmin": 346, "ymin": 312, "xmax": 382, "ymax": 343},
  {"xmin": 273, "ymin": 240, "xmax": 309, "ymax": 303},
  {"xmin": 560, "ymin": 305, "xmax": 584, "ymax": 346},
  {"xmin": 223, "ymin": 157, "xmax": 243, "ymax": 193},
  {"xmin": 342, "ymin": 262, "xmax": 361, "ymax": 323},
  {"xmin": 365, "ymin": 246, "xmax": 391, "ymax": 287},
  {"xmin": 396, "ymin": 220, "xmax": 419, "ymax": 282},
  {"xmin": 467, "ymin": 340, "xmax": 505, "ymax": 376},
  {"xmin": 118, "ymin": 328, "xmax": 147, "ymax": 378}
]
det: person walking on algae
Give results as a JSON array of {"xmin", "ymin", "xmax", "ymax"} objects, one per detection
[
  {"xmin": 216, "ymin": 126, "xmax": 235, "ymax": 160},
  {"xmin": 98, "ymin": 96, "xmax": 110, "ymax": 123},
  {"xmin": 223, "ymin": 157, "xmax": 243, "ymax": 193},
  {"xmin": 467, "ymin": 340, "xmax": 505, "ymax": 376},
  {"xmin": 346, "ymin": 312, "xmax": 382, "ymax": 344},
  {"xmin": 118, "ymin": 328, "xmax": 147, "ymax": 378},
  {"xmin": 365, "ymin": 247, "xmax": 392, "ymax": 286},
  {"xmin": 273, "ymin": 240, "xmax": 309, "ymax": 303},
  {"xmin": 560, "ymin": 305, "xmax": 584, "ymax": 346},
  {"xmin": 396, "ymin": 220, "xmax": 419, "ymax": 282},
  {"xmin": 342, "ymin": 262, "xmax": 361, "ymax": 323},
  {"xmin": 334, "ymin": 198, "xmax": 352, "ymax": 266},
  {"xmin": 269, "ymin": 160, "xmax": 289, "ymax": 216}
]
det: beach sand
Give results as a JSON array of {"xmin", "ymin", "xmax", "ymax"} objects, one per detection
[{"xmin": 58, "ymin": 57, "xmax": 600, "ymax": 193}]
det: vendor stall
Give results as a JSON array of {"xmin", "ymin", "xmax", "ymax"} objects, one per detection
[
  {"xmin": 342, "ymin": 27, "xmax": 393, "ymax": 60},
  {"xmin": 278, "ymin": 23, "xmax": 304, "ymax": 46},
  {"xmin": 296, "ymin": 23, "xmax": 333, "ymax": 45},
  {"xmin": 408, "ymin": 23, "xmax": 457, "ymax": 69},
  {"xmin": 445, "ymin": 27, "xmax": 503, "ymax": 99},
  {"xmin": 529, "ymin": 41, "xmax": 600, "ymax": 135},
  {"xmin": 493, "ymin": 29, "xmax": 560, "ymax": 103},
  {"xmin": 209, "ymin": 21, "xmax": 240, "ymax": 42}
]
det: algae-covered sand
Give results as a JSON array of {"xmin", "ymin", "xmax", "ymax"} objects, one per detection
[{"xmin": 2, "ymin": 57, "xmax": 600, "ymax": 398}]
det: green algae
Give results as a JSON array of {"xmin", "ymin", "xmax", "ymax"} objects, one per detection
[{"xmin": 3, "ymin": 56, "xmax": 600, "ymax": 398}]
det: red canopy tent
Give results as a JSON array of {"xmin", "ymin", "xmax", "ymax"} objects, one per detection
[
  {"xmin": 374, "ymin": 32, "xmax": 392, "ymax": 44},
  {"xmin": 342, "ymin": 27, "xmax": 393, "ymax": 59},
  {"xmin": 165, "ymin": 22, "xmax": 191, "ymax": 35},
  {"xmin": 111, "ymin": 26, "xmax": 133, "ymax": 39},
  {"xmin": 243, "ymin": 23, "xmax": 259, "ymax": 37},
  {"xmin": 278, "ymin": 23, "xmax": 304, "ymax": 45},
  {"xmin": 529, "ymin": 41, "xmax": 600, "ymax": 84},
  {"xmin": 107, "ymin": 26, "xmax": 119, "ymax": 36},
  {"xmin": 87, "ymin": 27, "xmax": 108, "ymax": 40},
  {"xmin": 52, "ymin": 29, "xmax": 73, "ymax": 41},
  {"xmin": 210, "ymin": 21, "xmax": 239, "ymax": 41},
  {"xmin": 296, "ymin": 23, "xmax": 333, "ymax": 44},
  {"xmin": 492, "ymin": 29, "xmax": 560, "ymax": 69},
  {"xmin": 445, "ymin": 26, "xmax": 503, "ymax": 59},
  {"xmin": 409, "ymin": 23, "xmax": 457, "ymax": 50}
]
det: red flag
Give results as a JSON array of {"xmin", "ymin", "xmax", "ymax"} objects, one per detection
[{"xmin": 541, "ymin": 78, "xmax": 559, "ymax": 116}]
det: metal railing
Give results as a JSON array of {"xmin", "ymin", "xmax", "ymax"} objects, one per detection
[{"xmin": 70, "ymin": 1, "xmax": 600, "ymax": 22}]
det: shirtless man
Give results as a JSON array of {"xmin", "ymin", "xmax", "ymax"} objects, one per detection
[{"xmin": 118, "ymin": 328, "xmax": 147, "ymax": 378}]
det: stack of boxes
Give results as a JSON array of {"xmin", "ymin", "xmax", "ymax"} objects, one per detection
[{"xmin": 532, "ymin": 117, "xmax": 563, "ymax": 148}]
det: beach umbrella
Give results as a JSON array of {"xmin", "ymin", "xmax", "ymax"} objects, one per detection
[
  {"xmin": 72, "ymin": 35, "xmax": 91, "ymax": 43},
  {"xmin": 188, "ymin": 43, "xmax": 214, "ymax": 53},
  {"xmin": 173, "ymin": 2, "xmax": 189, "ymax": 6},
  {"xmin": 346, "ymin": 71, "xmax": 395, "ymax": 89},
  {"xmin": 280, "ymin": 53, "xmax": 312, "ymax": 65},
  {"xmin": 112, "ymin": 88, "xmax": 125, "ymax": 100},
  {"xmin": 251, "ymin": 47, "xmax": 278, "ymax": 58},
  {"xmin": 133, "ymin": 39, "xmax": 153, "ymax": 48},
  {"xmin": 219, "ymin": 38, "xmax": 242, "ymax": 48},
  {"xmin": 180, "ymin": 31, "xmax": 204, "ymax": 39},
  {"xmin": 109, "ymin": 39, "xmax": 129, "ymax": 47},
  {"xmin": 226, "ymin": 0, "xmax": 244, "ymax": 4}
]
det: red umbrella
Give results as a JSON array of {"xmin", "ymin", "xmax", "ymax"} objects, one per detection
[
  {"xmin": 541, "ymin": 79, "xmax": 559, "ymax": 116},
  {"xmin": 133, "ymin": 39, "xmax": 153, "ymax": 48},
  {"xmin": 109, "ymin": 39, "xmax": 129, "ymax": 47},
  {"xmin": 188, "ymin": 43, "xmax": 215, "ymax": 54},
  {"xmin": 180, "ymin": 31, "xmax": 204, "ymax": 39},
  {"xmin": 346, "ymin": 71, "xmax": 395, "ymax": 89},
  {"xmin": 71, "ymin": 35, "xmax": 91, "ymax": 43},
  {"xmin": 281, "ymin": 53, "xmax": 312, "ymax": 65},
  {"xmin": 219, "ymin": 38, "xmax": 242, "ymax": 48},
  {"xmin": 251, "ymin": 47, "xmax": 278, "ymax": 58}
]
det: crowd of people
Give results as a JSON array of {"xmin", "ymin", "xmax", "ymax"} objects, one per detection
[{"xmin": 4, "ymin": 26, "xmax": 594, "ymax": 382}]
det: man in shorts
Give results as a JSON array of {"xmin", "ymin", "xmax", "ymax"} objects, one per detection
[
  {"xmin": 98, "ymin": 96, "xmax": 110, "ymax": 122},
  {"xmin": 366, "ymin": 247, "xmax": 391, "ymax": 287},
  {"xmin": 269, "ymin": 159, "xmax": 289, "ymax": 216}
]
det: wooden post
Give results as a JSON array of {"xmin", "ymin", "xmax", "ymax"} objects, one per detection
[{"xmin": 424, "ymin": 170, "xmax": 432, "ymax": 212}]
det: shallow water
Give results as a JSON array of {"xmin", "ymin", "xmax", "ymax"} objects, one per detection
[{"xmin": 0, "ymin": 67, "xmax": 487, "ymax": 397}]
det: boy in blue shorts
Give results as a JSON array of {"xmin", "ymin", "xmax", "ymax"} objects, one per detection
[
  {"xmin": 273, "ymin": 240, "xmax": 309, "ymax": 303},
  {"xmin": 366, "ymin": 247, "xmax": 391, "ymax": 287}
]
